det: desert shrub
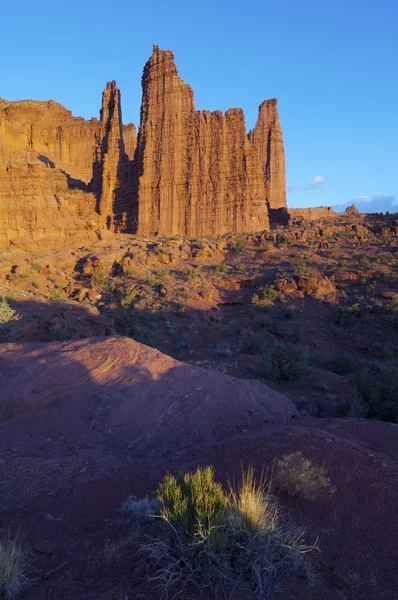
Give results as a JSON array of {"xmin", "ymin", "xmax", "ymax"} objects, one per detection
[
  {"xmin": 352, "ymin": 365, "xmax": 398, "ymax": 423},
  {"xmin": 234, "ymin": 264, "xmax": 247, "ymax": 273},
  {"xmin": 153, "ymin": 246, "xmax": 168, "ymax": 256},
  {"xmin": 376, "ymin": 252, "xmax": 392, "ymax": 264},
  {"xmin": 385, "ymin": 297, "xmax": 398, "ymax": 313},
  {"xmin": 251, "ymin": 285, "xmax": 278, "ymax": 309},
  {"xmin": 120, "ymin": 287, "xmax": 139, "ymax": 308},
  {"xmin": 359, "ymin": 256, "xmax": 370, "ymax": 267},
  {"xmin": 239, "ymin": 334, "xmax": 265, "ymax": 355},
  {"xmin": 50, "ymin": 329, "xmax": 70, "ymax": 342},
  {"xmin": 0, "ymin": 298, "xmax": 21, "ymax": 342},
  {"xmin": 50, "ymin": 287, "xmax": 65, "ymax": 302},
  {"xmin": 275, "ymin": 452, "xmax": 335, "ymax": 501},
  {"xmin": 121, "ymin": 495, "xmax": 159, "ymax": 522},
  {"xmin": 332, "ymin": 303, "xmax": 361, "ymax": 326},
  {"xmin": 91, "ymin": 271, "xmax": 109, "ymax": 287},
  {"xmin": 232, "ymin": 238, "xmax": 246, "ymax": 251},
  {"xmin": 7, "ymin": 273, "xmax": 27, "ymax": 282},
  {"xmin": 30, "ymin": 262, "xmax": 42, "ymax": 272},
  {"xmin": 262, "ymin": 341, "xmax": 311, "ymax": 381},
  {"xmin": 141, "ymin": 466, "xmax": 313, "ymax": 597},
  {"xmin": 215, "ymin": 264, "xmax": 229, "ymax": 274},
  {"xmin": 0, "ymin": 534, "xmax": 30, "ymax": 599},
  {"xmin": 181, "ymin": 266, "xmax": 199, "ymax": 281},
  {"xmin": 328, "ymin": 353, "xmax": 356, "ymax": 375},
  {"xmin": 157, "ymin": 466, "xmax": 228, "ymax": 542}
]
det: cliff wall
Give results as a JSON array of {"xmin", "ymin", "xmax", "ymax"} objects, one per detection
[{"xmin": 135, "ymin": 46, "xmax": 270, "ymax": 236}]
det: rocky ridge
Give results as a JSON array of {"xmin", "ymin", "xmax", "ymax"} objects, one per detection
[{"xmin": 0, "ymin": 45, "xmax": 288, "ymax": 247}]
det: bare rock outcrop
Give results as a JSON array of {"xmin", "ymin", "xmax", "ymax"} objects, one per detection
[
  {"xmin": 249, "ymin": 99, "xmax": 287, "ymax": 211},
  {"xmin": 0, "ymin": 337, "xmax": 298, "ymax": 457},
  {"xmin": 134, "ymin": 45, "xmax": 270, "ymax": 236},
  {"xmin": 0, "ymin": 148, "xmax": 99, "ymax": 248},
  {"xmin": 0, "ymin": 98, "xmax": 98, "ymax": 184},
  {"xmin": 289, "ymin": 206, "xmax": 336, "ymax": 221}
]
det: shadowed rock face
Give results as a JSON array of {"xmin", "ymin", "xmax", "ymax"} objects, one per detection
[
  {"xmin": 0, "ymin": 45, "xmax": 289, "ymax": 246},
  {"xmin": 92, "ymin": 81, "xmax": 126, "ymax": 229}
]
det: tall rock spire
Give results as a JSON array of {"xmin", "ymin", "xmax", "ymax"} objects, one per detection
[
  {"xmin": 134, "ymin": 45, "xmax": 269, "ymax": 236},
  {"xmin": 92, "ymin": 81, "xmax": 125, "ymax": 229},
  {"xmin": 249, "ymin": 99, "xmax": 287, "ymax": 211}
]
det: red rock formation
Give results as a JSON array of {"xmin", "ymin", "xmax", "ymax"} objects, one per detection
[
  {"xmin": 122, "ymin": 123, "xmax": 137, "ymax": 161},
  {"xmin": 0, "ymin": 46, "xmax": 290, "ymax": 244},
  {"xmin": 92, "ymin": 81, "xmax": 126, "ymax": 229},
  {"xmin": 249, "ymin": 99, "xmax": 287, "ymax": 211},
  {"xmin": 135, "ymin": 45, "xmax": 270, "ymax": 236},
  {"xmin": 288, "ymin": 206, "xmax": 336, "ymax": 220},
  {"xmin": 345, "ymin": 204, "xmax": 361, "ymax": 218},
  {"xmin": 0, "ymin": 98, "xmax": 98, "ymax": 184},
  {"xmin": 0, "ymin": 148, "xmax": 99, "ymax": 249}
]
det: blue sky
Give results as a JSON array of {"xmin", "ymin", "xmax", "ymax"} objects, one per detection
[{"xmin": 2, "ymin": 0, "xmax": 397, "ymax": 210}]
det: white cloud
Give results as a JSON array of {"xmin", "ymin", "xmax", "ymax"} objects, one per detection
[
  {"xmin": 359, "ymin": 195, "xmax": 369, "ymax": 200},
  {"xmin": 311, "ymin": 175, "xmax": 325, "ymax": 187},
  {"xmin": 288, "ymin": 175, "xmax": 325, "ymax": 192}
]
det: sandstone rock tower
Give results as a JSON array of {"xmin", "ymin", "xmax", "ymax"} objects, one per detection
[
  {"xmin": 92, "ymin": 81, "xmax": 126, "ymax": 229},
  {"xmin": 249, "ymin": 99, "xmax": 287, "ymax": 212},
  {"xmin": 134, "ymin": 45, "xmax": 270, "ymax": 236}
]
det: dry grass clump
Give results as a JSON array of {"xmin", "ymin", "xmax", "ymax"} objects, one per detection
[
  {"xmin": 0, "ymin": 534, "xmax": 30, "ymax": 599},
  {"xmin": 121, "ymin": 495, "xmax": 160, "ymax": 523},
  {"xmin": 140, "ymin": 465, "xmax": 314, "ymax": 598},
  {"xmin": 275, "ymin": 452, "xmax": 335, "ymax": 501}
]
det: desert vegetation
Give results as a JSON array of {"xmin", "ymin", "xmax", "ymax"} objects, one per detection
[{"xmin": 130, "ymin": 466, "xmax": 315, "ymax": 597}]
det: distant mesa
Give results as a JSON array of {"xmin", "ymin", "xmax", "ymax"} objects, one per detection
[{"xmin": 0, "ymin": 45, "xmax": 289, "ymax": 248}]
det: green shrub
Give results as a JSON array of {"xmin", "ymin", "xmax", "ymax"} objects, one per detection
[
  {"xmin": 30, "ymin": 262, "xmax": 42, "ymax": 272},
  {"xmin": 239, "ymin": 334, "xmax": 265, "ymax": 355},
  {"xmin": 332, "ymin": 303, "xmax": 361, "ymax": 326},
  {"xmin": 215, "ymin": 264, "xmax": 229, "ymax": 274},
  {"xmin": 0, "ymin": 298, "xmax": 21, "ymax": 342},
  {"xmin": 262, "ymin": 341, "xmax": 311, "ymax": 381},
  {"xmin": 120, "ymin": 287, "xmax": 139, "ymax": 308},
  {"xmin": 385, "ymin": 297, "xmax": 398, "ymax": 313},
  {"xmin": 359, "ymin": 256, "xmax": 370, "ymax": 267},
  {"xmin": 181, "ymin": 266, "xmax": 199, "ymax": 281},
  {"xmin": 50, "ymin": 287, "xmax": 64, "ymax": 302},
  {"xmin": 91, "ymin": 271, "xmax": 109, "ymax": 287},
  {"xmin": 352, "ymin": 365, "xmax": 398, "ymax": 423},
  {"xmin": 140, "ymin": 466, "xmax": 313, "ymax": 597},
  {"xmin": 251, "ymin": 285, "xmax": 278, "ymax": 309},
  {"xmin": 157, "ymin": 466, "xmax": 228, "ymax": 542},
  {"xmin": 328, "ymin": 353, "xmax": 356, "ymax": 375},
  {"xmin": 275, "ymin": 452, "xmax": 335, "ymax": 501},
  {"xmin": 232, "ymin": 239, "xmax": 246, "ymax": 251}
]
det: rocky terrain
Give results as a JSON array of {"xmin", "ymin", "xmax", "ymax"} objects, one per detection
[
  {"xmin": 0, "ymin": 207, "xmax": 397, "ymax": 598},
  {"xmin": 0, "ymin": 45, "xmax": 287, "ymax": 247}
]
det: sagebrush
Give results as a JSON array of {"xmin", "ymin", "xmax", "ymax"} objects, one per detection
[
  {"xmin": 275, "ymin": 452, "xmax": 335, "ymax": 501},
  {"xmin": 139, "ymin": 465, "xmax": 314, "ymax": 597}
]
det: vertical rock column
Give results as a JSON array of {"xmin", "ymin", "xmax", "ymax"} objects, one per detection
[
  {"xmin": 92, "ymin": 81, "xmax": 125, "ymax": 229},
  {"xmin": 135, "ymin": 45, "xmax": 269, "ymax": 236},
  {"xmin": 135, "ymin": 45, "xmax": 195, "ymax": 235},
  {"xmin": 249, "ymin": 99, "xmax": 287, "ymax": 211}
]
